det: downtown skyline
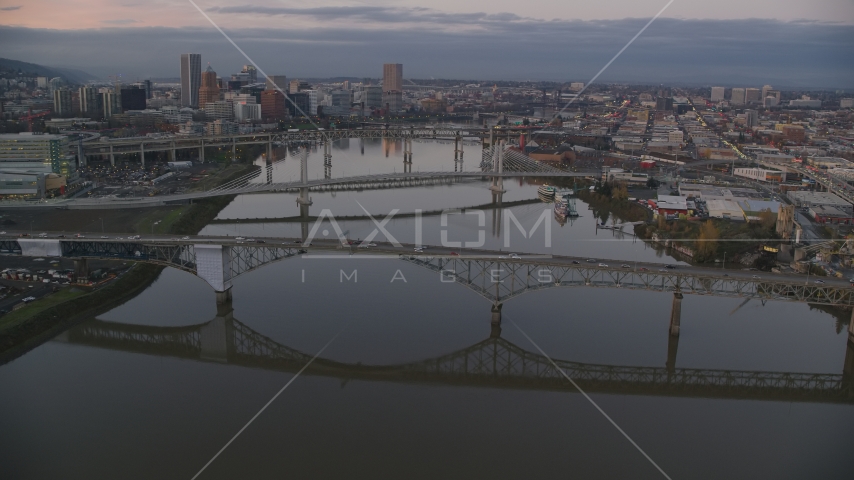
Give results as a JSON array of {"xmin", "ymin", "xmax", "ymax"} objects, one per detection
[{"xmin": 0, "ymin": 1, "xmax": 852, "ymax": 87}]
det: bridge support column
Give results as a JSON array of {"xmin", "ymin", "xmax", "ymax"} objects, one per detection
[
  {"xmin": 109, "ymin": 144, "xmax": 115, "ymax": 167},
  {"xmin": 669, "ymin": 292, "xmax": 683, "ymax": 336},
  {"xmin": 489, "ymin": 141, "xmax": 505, "ymax": 193},
  {"xmin": 491, "ymin": 303, "xmax": 502, "ymax": 338},
  {"xmin": 74, "ymin": 259, "xmax": 89, "ymax": 281},
  {"xmin": 170, "ymin": 141, "xmax": 176, "ymax": 162},
  {"xmin": 454, "ymin": 135, "xmax": 463, "ymax": 171},
  {"xmin": 323, "ymin": 141, "xmax": 331, "ymax": 179},
  {"xmin": 215, "ymin": 288, "xmax": 232, "ymax": 306},
  {"xmin": 199, "ymin": 139, "xmax": 205, "ymax": 163},
  {"xmin": 666, "ymin": 329, "xmax": 679, "ymax": 374},
  {"xmin": 140, "ymin": 143, "xmax": 145, "ymax": 168},
  {"xmin": 201, "ymin": 291, "xmax": 234, "ymax": 363},
  {"xmin": 232, "ymin": 138, "xmax": 237, "ymax": 162},
  {"xmin": 297, "ymin": 147, "xmax": 312, "ymax": 207},
  {"xmin": 403, "ymin": 138, "xmax": 412, "ymax": 173},
  {"xmin": 267, "ymin": 139, "xmax": 273, "ymax": 163}
]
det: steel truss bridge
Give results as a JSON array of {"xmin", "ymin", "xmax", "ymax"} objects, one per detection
[
  {"xmin": 5, "ymin": 236, "xmax": 854, "ymax": 307},
  {"xmin": 78, "ymin": 126, "xmax": 587, "ymax": 158},
  {"xmin": 401, "ymin": 256, "xmax": 854, "ymax": 306},
  {"xmin": 55, "ymin": 316, "xmax": 854, "ymax": 404}
]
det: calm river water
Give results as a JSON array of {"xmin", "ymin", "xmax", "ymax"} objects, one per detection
[{"xmin": 1, "ymin": 140, "xmax": 853, "ymax": 479}]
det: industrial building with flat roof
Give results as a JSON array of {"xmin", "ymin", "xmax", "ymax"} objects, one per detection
[{"xmin": 787, "ymin": 191, "xmax": 852, "ymax": 212}]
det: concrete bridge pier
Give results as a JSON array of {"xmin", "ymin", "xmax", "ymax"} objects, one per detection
[
  {"xmin": 267, "ymin": 139, "xmax": 273, "ymax": 163},
  {"xmin": 453, "ymin": 136, "xmax": 462, "ymax": 171},
  {"xmin": 215, "ymin": 288, "xmax": 232, "ymax": 306},
  {"xmin": 232, "ymin": 138, "xmax": 236, "ymax": 162},
  {"xmin": 109, "ymin": 144, "xmax": 115, "ymax": 167},
  {"xmin": 74, "ymin": 259, "xmax": 89, "ymax": 281},
  {"xmin": 490, "ymin": 303, "xmax": 502, "ymax": 338},
  {"xmin": 323, "ymin": 141, "xmax": 332, "ymax": 179},
  {"xmin": 489, "ymin": 141, "xmax": 506, "ymax": 193},
  {"xmin": 403, "ymin": 138, "xmax": 412, "ymax": 173},
  {"xmin": 669, "ymin": 291, "xmax": 683, "ymax": 336},
  {"xmin": 170, "ymin": 141, "xmax": 176, "ymax": 162},
  {"xmin": 297, "ymin": 147, "xmax": 312, "ymax": 207},
  {"xmin": 140, "ymin": 143, "xmax": 145, "ymax": 168},
  {"xmin": 199, "ymin": 139, "xmax": 205, "ymax": 163},
  {"xmin": 666, "ymin": 329, "xmax": 679, "ymax": 375},
  {"xmin": 201, "ymin": 290, "xmax": 234, "ymax": 363}
]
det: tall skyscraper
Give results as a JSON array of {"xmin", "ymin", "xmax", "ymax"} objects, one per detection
[
  {"xmin": 79, "ymin": 86, "xmax": 101, "ymax": 117},
  {"xmin": 744, "ymin": 109, "xmax": 758, "ymax": 128},
  {"xmin": 710, "ymin": 86, "xmax": 725, "ymax": 102},
  {"xmin": 745, "ymin": 88, "xmax": 761, "ymax": 104},
  {"xmin": 266, "ymin": 75, "xmax": 287, "ymax": 91},
  {"xmin": 180, "ymin": 53, "xmax": 202, "ymax": 108},
  {"xmin": 730, "ymin": 88, "xmax": 746, "ymax": 105},
  {"xmin": 241, "ymin": 65, "xmax": 257, "ymax": 84},
  {"xmin": 761, "ymin": 85, "xmax": 773, "ymax": 100},
  {"xmin": 120, "ymin": 86, "xmax": 147, "ymax": 111},
  {"xmin": 260, "ymin": 90, "xmax": 286, "ymax": 121},
  {"xmin": 53, "ymin": 89, "xmax": 73, "ymax": 116},
  {"xmin": 198, "ymin": 65, "xmax": 220, "ymax": 107},
  {"xmin": 383, "ymin": 63, "xmax": 403, "ymax": 94}
]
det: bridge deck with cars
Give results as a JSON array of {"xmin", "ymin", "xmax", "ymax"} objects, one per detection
[{"xmin": 3, "ymin": 232, "xmax": 852, "ymax": 308}]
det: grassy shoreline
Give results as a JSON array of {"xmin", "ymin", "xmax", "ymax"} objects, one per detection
[
  {"xmin": 0, "ymin": 263, "xmax": 165, "ymax": 363},
  {"xmin": 0, "ymin": 166, "xmax": 254, "ymax": 359}
]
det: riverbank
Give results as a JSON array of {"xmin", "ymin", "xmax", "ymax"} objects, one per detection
[
  {"xmin": 0, "ymin": 167, "xmax": 252, "ymax": 359},
  {"xmin": 0, "ymin": 263, "xmax": 165, "ymax": 363}
]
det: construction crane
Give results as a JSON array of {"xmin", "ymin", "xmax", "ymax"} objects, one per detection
[{"xmin": 20, "ymin": 109, "xmax": 50, "ymax": 132}]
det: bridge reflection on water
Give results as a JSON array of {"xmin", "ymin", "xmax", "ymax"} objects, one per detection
[{"xmin": 53, "ymin": 294, "xmax": 854, "ymax": 405}]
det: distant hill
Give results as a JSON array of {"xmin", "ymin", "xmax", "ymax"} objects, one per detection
[{"xmin": 0, "ymin": 58, "xmax": 98, "ymax": 84}]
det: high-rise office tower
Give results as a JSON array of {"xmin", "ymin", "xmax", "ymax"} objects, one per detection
[
  {"xmin": 198, "ymin": 65, "xmax": 220, "ymax": 107},
  {"xmin": 242, "ymin": 65, "xmax": 257, "ymax": 84},
  {"xmin": 132, "ymin": 79, "xmax": 153, "ymax": 100},
  {"xmin": 745, "ymin": 88, "xmax": 761, "ymax": 104},
  {"xmin": 730, "ymin": 88, "xmax": 746, "ymax": 105},
  {"xmin": 761, "ymin": 85, "xmax": 773, "ymax": 100},
  {"xmin": 120, "ymin": 86, "xmax": 147, "ymax": 111},
  {"xmin": 266, "ymin": 75, "xmax": 287, "ymax": 91},
  {"xmin": 101, "ymin": 91, "xmax": 121, "ymax": 118},
  {"xmin": 180, "ymin": 53, "xmax": 202, "ymax": 108},
  {"xmin": 53, "ymin": 89, "xmax": 73, "ymax": 116},
  {"xmin": 383, "ymin": 64, "xmax": 403, "ymax": 93},
  {"xmin": 744, "ymin": 109, "xmax": 758, "ymax": 128},
  {"xmin": 710, "ymin": 86, "xmax": 725, "ymax": 102},
  {"xmin": 79, "ymin": 86, "xmax": 101, "ymax": 117}
]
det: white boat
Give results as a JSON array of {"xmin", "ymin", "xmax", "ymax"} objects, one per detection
[
  {"xmin": 554, "ymin": 200, "xmax": 569, "ymax": 216},
  {"xmin": 537, "ymin": 184, "xmax": 556, "ymax": 197}
]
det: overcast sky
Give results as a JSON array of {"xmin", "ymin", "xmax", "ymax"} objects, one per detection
[{"xmin": 1, "ymin": 1, "xmax": 853, "ymax": 87}]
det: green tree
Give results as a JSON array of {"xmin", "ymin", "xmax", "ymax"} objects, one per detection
[
  {"xmin": 696, "ymin": 220, "xmax": 719, "ymax": 261},
  {"xmin": 757, "ymin": 208, "xmax": 776, "ymax": 231},
  {"xmin": 613, "ymin": 182, "xmax": 629, "ymax": 201}
]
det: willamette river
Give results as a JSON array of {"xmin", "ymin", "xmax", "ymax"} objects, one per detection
[{"xmin": 1, "ymin": 139, "xmax": 853, "ymax": 479}]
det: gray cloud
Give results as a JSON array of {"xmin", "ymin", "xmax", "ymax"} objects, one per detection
[
  {"xmin": 0, "ymin": 18, "xmax": 851, "ymax": 88},
  {"xmin": 0, "ymin": 6, "xmax": 22, "ymax": 11},
  {"xmin": 207, "ymin": 5, "xmax": 527, "ymax": 26},
  {"xmin": 101, "ymin": 19, "xmax": 139, "ymax": 25}
]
